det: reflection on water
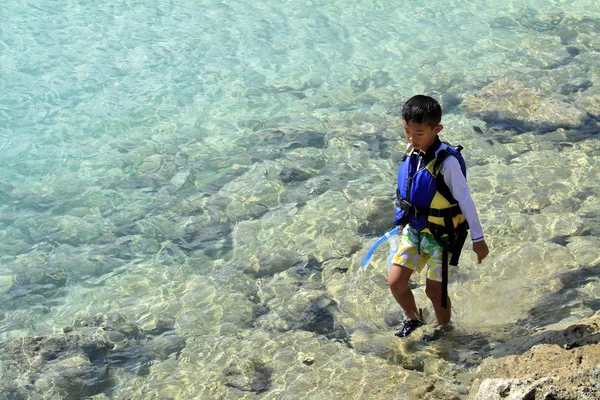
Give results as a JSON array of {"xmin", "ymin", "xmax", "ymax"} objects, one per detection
[{"xmin": 1, "ymin": 0, "xmax": 600, "ymax": 398}]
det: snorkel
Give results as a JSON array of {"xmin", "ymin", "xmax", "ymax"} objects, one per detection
[{"xmin": 361, "ymin": 227, "xmax": 400, "ymax": 274}]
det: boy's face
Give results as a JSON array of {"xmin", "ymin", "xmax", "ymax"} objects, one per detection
[{"xmin": 402, "ymin": 120, "xmax": 443, "ymax": 153}]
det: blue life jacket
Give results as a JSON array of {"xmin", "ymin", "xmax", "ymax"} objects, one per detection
[{"xmin": 394, "ymin": 139, "xmax": 468, "ymax": 242}]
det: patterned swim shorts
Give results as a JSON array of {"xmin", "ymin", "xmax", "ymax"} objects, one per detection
[{"xmin": 391, "ymin": 225, "xmax": 454, "ymax": 282}]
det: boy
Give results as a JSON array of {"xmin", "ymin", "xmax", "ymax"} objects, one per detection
[{"xmin": 389, "ymin": 95, "xmax": 489, "ymax": 338}]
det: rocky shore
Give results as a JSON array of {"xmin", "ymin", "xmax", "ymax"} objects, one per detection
[{"xmin": 472, "ymin": 311, "xmax": 600, "ymax": 400}]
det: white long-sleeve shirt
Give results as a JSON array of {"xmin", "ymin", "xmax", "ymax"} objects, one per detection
[{"xmin": 435, "ymin": 143, "xmax": 485, "ymax": 242}]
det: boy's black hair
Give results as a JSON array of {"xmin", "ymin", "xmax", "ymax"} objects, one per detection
[{"xmin": 402, "ymin": 95, "xmax": 442, "ymax": 126}]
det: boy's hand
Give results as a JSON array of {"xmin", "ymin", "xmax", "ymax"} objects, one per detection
[{"xmin": 473, "ymin": 240, "xmax": 489, "ymax": 264}]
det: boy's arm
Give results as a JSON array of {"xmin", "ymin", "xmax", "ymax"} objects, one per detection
[
  {"xmin": 440, "ymin": 156, "xmax": 484, "ymax": 242},
  {"xmin": 441, "ymin": 157, "xmax": 489, "ymax": 262}
]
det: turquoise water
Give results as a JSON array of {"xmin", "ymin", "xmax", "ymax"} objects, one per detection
[{"xmin": 1, "ymin": 0, "xmax": 600, "ymax": 398}]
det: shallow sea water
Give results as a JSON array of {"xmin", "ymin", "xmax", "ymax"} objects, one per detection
[{"xmin": 1, "ymin": 0, "xmax": 600, "ymax": 398}]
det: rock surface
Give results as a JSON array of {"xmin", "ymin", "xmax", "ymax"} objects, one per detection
[
  {"xmin": 473, "ymin": 311, "xmax": 600, "ymax": 400},
  {"xmin": 462, "ymin": 78, "xmax": 588, "ymax": 131},
  {"xmin": 0, "ymin": 313, "xmax": 185, "ymax": 399}
]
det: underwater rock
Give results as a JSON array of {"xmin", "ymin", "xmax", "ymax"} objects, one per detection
[
  {"xmin": 137, "ymin": 154, "xmax": 163, "ymax": 174},
  {"xmin": 13, "ymin": 265, "xmax": 68, "ymax": 287},
  {"xmin": 144, "ymin": 331, "xmax": 187, "ymax": 361},
  {"xmin": 351, "ymin": 71, "xmax": 394, "ymax": 92},
  {"xmin": 521, "ymin": 262, "xmax": 600, "ymax": 329},
  {"xmin": 255, "ymin": 290, "xmax": 345, "ymax": 338},
  {"xmin": 279, "ymin": 167, "xmax": 312, "ymax": 184},
  {"xmin": 298, "ymin": 296, "xmax": 337, "ymax": 334},
  {"xmin": 1, "ymin": 333, "xmax": 114, "ymax": 398},
  {"xmin": 0, "ymin": 312, "xmax": 186, "ymax": 399},
  {"xmin": 383, "ymin": 309, "xmax": 404, "ymax": 327},
  {"xmin": 556, "ymin": 16, "xmax": 600, "ymax": 51},
  {"xmin": 204, "ymin": 166, "xmax": 283, "ymax": 222},
  {"xmin": 575, "ymin": 94, "xmax": 600, "ymax": 118},
  {"xmin": 242, "ymin": 249, "xmax": 301, "ymax": 278},
  {"xmin": 180, "ymin": 220, "xmax": 232, "ymax": 258},
  {"xmin": 560, "ymin": 79, "xmax": 593, "ymax": 95},
  {"xmin": 252, "ymin": 128, "xmax": 327, "ymax": 151},
  {"xmin": 289, "ymin": 257, "xmax": 324, "ymax": 278},
  {"xmin": 245, "ymin": 128, "xmax": 327, "ymax": 162},
  {"xmin": 307, "ymin": 177, "xmax": 330, "ymax": 196},
  {"xmin": 220, "ymin": 358, "xmax": 272, "ymax": 393},
  {"xmin": 1, "ymin": 283, "xmax": 61, "ymax": 311},
  {"xmin": 34, "ymin": 354, "xmax": 107, "ymax": 399},
  {"xmin": 357, "ymin": 196, "xmax": 395, "ymax": 236},
  {"xmin": 0, "ymin": 238, "xmax": 30, "ymax": 256},
  {"xmin": 169, "ymin": 168, "xmax": 194, "ymax": 192},
  {"xmin": 463, "ymin": 78, "xmax": 588, "ymax": 131}
]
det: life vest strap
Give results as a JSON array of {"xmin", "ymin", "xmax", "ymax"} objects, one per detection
[
  {"xmin": 396, "ymin": 198, "xmax": 462, "ymax": 218},
  {"xmin": 431, "ymin": 217, "xmax": 468, "ymax": 309}
]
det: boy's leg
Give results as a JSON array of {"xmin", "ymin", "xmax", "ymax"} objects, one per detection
[
  {"xmin": 425, "ymin": 279, "xmax": 451, "ymax": 326},
  {"xmin": 388, "ymin": 264, "xmax": 420, "ymax": 320}
]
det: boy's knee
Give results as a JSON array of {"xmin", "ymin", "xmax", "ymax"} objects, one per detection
[
  {"xmin": 388, "ymin": 276, "xmax": 408, "ymax": 293},
  {"xmin": 425, "ymin": 283, "xmax": 442, "ymax": 301}
]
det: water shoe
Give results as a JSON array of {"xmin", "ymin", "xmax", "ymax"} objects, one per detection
[{"xmin": 394, "ymin": 309, "xmax": 425, "ymax": 338}]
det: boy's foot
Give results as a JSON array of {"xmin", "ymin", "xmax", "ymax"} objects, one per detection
[
  {"xmin": 394, "ymin": 318, "xmax": 424, "ymax": 337},
  {"xmin": 394, "ymin": 309, "xmax": 425, "ymax": 338}
]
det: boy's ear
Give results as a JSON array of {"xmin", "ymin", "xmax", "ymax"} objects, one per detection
[{"xmin": 434, "ymin": 124, "xmax": 443, "ymax": 134}]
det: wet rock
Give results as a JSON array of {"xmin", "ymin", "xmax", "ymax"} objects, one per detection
[
  {"xmin": 118, "ymin": 323, "xmax": 140, "ymax": 338},
  {"xmin": 220, "ymin": 358, "xmax": 272, "ymax": 393},
  {"xmin": 13, "ymin": 265, "xmax": 68, "ymax": 287},
  {"xmin": 252, "ymin": 128, "xmax": 327, "ymax": 151},
  {"xmin": 146, "ymin": 318, "xmax": 176, "ymax": 336},
  {"xmin": 34, "ymin": 354, "xmax": 108, "ymax": 398},
  {"xmin": 556, "ymin": 16, "xmax": 600, "ymax": 51},
  {"xmin": 1, "ymin": 334, "xmax": 114, "ymax": 398},
  {"xmin": 307, "ymin": 177, "xmax": 330, "ymax": 196},
  {"xmin": 463, "ymin": 78, "xmax": 588, "ymax": 131},
  {"xmin": 0, "ymin": 313, "xmax": 186, "ymax": 398},
  {"xmin": 475, "ymin": 378, "xmax": 545, "ymax": 400},
  {"xmin": 575, "ymin": 95, "xmax": 600, "ymax": 118},
  {"xmin": 299, "ymin": 296, "xmax": 337, "ymax": 334},
  {"xmin": 290, "ymin": 258, "xmax": 324, "ymax": 278},
  {"xmin": 243, "ymin": 249, "xmax": 301, "ymax": 278},
  {"xmin": 357, "ymin": 196, "xmax": 395, "ymax": 236},
  {"xmin": 180, "ymin": 221, "xmax": 232, "ymax": 257},
  {"xmin": 383, "ymin": 309, "xmax": 404, "ymax": 327},
  {"xmin": 474, "ymin": 311, "xmax": 600, "ymax": 400},
  {"xmin": 279, "ymin": 168, "xmax": 312, "ymax": 184},
  {"xmin": 351, "ymin": 71, "xmax": 394, "ymax": 92},
  {"xmin": 1, "ymin": 283, "xmax": 61, "ymax": 311},
  {"xmin": 169, "ymin": 168, "xmax": 194, "ymax": 192},
  {"xmin": 137, "ymin": 154, "xmax": 163, "ymax": 174},
  {"xmin": 560, "ymin": 79, "xmax": 593, "ymax": 95},
  {"xmin": 302, "ymin": 356, "xmax": 315, "ymax": 365},
  {"xmin": 145, "ymin": 332, "xmax": 187, "ymax": 361}
]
